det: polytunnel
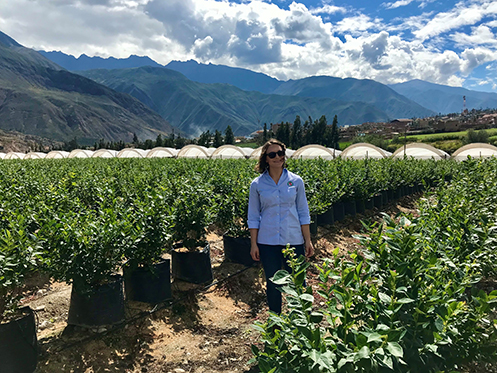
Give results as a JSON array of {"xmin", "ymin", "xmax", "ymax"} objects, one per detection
[
  {"xmin": 176, "ymin": 145, "xmax": 212, "ymax": 158},
  {"xmin": 452, "ymin": 143, "xmax": 497, "ymax": 161},
  {"xmin": 210, "ymin": 145, "xmax": 252, "ymax": 159},
  {"xmin": 24, "ymin": 152, "xmax": 47, "ymax": 159},
  {"xmin": 146, "ymin": 147, "xmax": 178, "ymax": 158},
  {"xmin": 340, "ymin": 143, "xmax": 391, "ymax": 159},
  {"xmin": 0, "ymin": 153, "xmax": 5, "ymax": 159},
  {"xmin": 249, "ymin": 146, "xmax": 263, "ymax": 159},
  {"xmin": 392, "ymin": 143, "xmax": 449, "ymax": 160},
  {"xmin": 4, "ymin": 152, "xmax": 26, "ymax": 159},
  {"xmin": 69, "ymin": 149, "xmax": 94, "ymax": 158},
  {"xmin": 46, "ymin": 151, "xmax": 70, "ymax": 159},
  {"xmin": 117, "ymin": 148, "xmax": 150, "ymax": 158},
  {"xmin": 92, "ymin": 149, "xmax": 118, "ymax": 158},
  {"xmin": 291, "ymin": 144, "xmax": 340, "ymax": 160}
]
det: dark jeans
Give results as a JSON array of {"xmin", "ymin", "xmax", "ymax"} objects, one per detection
[{"xmin": 258, "ymin": 243, "xmax": 305, "ymax": 314}]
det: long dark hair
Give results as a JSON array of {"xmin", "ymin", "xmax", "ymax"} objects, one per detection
[{"xmin": 255, "ymin": 138, "xmax": 287, "ymax": 173}]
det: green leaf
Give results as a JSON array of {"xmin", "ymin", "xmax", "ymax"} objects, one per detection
[
  {"xmin": 271, "ymin": 270, "xmax": 292, "ymax": 285},
  {"xmin": 386, "ymin": 342, "xmax": 403, "ymax": 358},
  {"xmin": 397, "ymin": 298, "xmax": 415, "ymax": 304}
]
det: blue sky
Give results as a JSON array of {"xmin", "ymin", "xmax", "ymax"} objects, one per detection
[{"xmin": 0, "ymin": 0, "xmax": 495, "ymax": 92}]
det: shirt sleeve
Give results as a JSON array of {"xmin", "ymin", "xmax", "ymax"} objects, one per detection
[
  {"xmin": 296, "ymin": 178, "xmax": 311, "ymax": 225},
  {"xmin": 247, "ymin": 180, "xmax": 261, "ymax": 229}
]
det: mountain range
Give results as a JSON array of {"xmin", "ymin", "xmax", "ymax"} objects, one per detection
[
  {"xmin": 0, "ymin": 32, "xmax": 174, "ymax": 145},
  {"xmin": 40, "ymin": 52, "xmax": 496, "ymax": 116}
]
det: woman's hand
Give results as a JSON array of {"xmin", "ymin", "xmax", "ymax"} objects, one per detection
[
  {"xmin": 305, "ymin": 240, "xmax": 314, "ymax": 258},
  {"xmin": 251, "ymin": 245, "xmax": 260, "ymax": 261}
]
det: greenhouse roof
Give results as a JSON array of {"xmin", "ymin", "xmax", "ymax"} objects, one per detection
[
  {"xmin": 211, "ymin": 145, "xmax": 251, "ymax": 159},
  {"xmin": 291, "ymin": 144, "xmax": 340, "ymax": 160},
  {"xmin": 24, "ymin": 152, "xmax": 47, "ymax": 159},
  {"xmin": 46, "ymin": 151, "xmax": 70, "ymax": 159},
  {"xmin": 93, "ymin": 149, "xmax": 118, "ymax": 158},
  {"xmin": 146, "ymin": 147, "xmax": 178, "ymax": 158},
  {"xmin": 452, "ymin": 143, "xmax": 497, "ymax": 161},
  {"xmin": 117, "ymin": 148, "xmax": 150, "ymax": 158},
  {"xmin": 392, "ymin": 143, "xmax": 449, "ymax": 160},
  {"xmin": 177, "ymin": 145, "xmax": 213, "ymax": 158},
  {"xmin": 341, "ymin": 143, "xmax": 391, "ymax": 159},
  {"xmin": 5, "ymin": 152, "xmax": 25, "ymax": 159},
  {"xmin": 69, "ymin": 149, "xmax": 94, "ymax": 158}
]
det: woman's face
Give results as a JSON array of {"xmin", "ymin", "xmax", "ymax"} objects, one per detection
[{"xmin": 265, "ymin": 144, "xmax": 285, "ymax": 169}]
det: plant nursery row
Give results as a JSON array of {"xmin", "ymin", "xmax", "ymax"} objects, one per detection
[{"xmin": 0, "ymin": 156, "xmax": 481, "ymax": 372}]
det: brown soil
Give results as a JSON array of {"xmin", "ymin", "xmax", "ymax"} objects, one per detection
[{"xmin": 20, "ymin": 193, "xmax": 495, "ymax": 373}]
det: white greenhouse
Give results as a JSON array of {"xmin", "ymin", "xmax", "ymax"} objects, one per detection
[
  {"xmin": 24, "ymin": 152, "xmax": 47, "ymax": 159},
  {"xmin": 249, "ymin": 146, "xmax": 263, "ymax": 159},
  {"xmin": 46, "ymin": 151, "xmax": 70, "ymax": 159},
  {"xmin": 146, "ymin": 147, "xmax": 179, "ymax": 158},
  {"xmin": 392, "ymin": 143, "xmax": 449, "ymax": 160},
  {"xmin": 177, "ymin": 145, "xmax": 213, "ymax": 159},
  {"xmin": 0, "ymin": 153, "xmax": 5, "ymax": 159},
  {"xmin": 452, "ymin": 143, "xmax": 497, "ymax": 161},
  {"xmin": 210, "ymin": 145, "xmax": 252, "ymax": 159},
  {"xmin": 93, "ymin": 149, "xmax": 118, "ymax": 158},
  {"xmin": 4, "ymin": 152, "xmax": 25, "ymax": 160},
  {"xmin": 69, "ymin": 149, "xmax": 94, "ymax": 158},
  {"xmin": 340, "ymin": 143, "xmax": 391, "ymax": 159},
  {"xmin": 291, "ymin": 144, "xmax": 341, "ymax": 160},
  {"xmin": 117, "ymin": 148, "xmax": 150, "ymax": 158}
]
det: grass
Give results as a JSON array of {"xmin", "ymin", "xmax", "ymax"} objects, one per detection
[{"xmin": 405, "ymin": 128, "xmax": 497, "ymax": 141}]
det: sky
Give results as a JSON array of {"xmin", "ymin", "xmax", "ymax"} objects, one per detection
[{"xmin": 0, "ymin": 0, "xmax": 496, "ymax": 92}]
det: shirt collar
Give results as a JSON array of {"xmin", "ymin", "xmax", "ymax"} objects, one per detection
[{"xmin": 262, "ymin": 168, "xmax": 288, "ymax": 186}]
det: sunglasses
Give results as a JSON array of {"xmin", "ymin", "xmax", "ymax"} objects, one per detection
[{"xmin": 266, "ymin": 150, "xmax": 285, "ymax": 159}]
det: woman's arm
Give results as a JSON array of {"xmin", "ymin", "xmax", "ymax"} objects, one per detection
[
  {"xmin": 301, "ymin": 224, "xmax": 314, "ymax": 258},
  {"xmin": 250, "ymin": 228, "xmax": 260, "ymax": 261}
]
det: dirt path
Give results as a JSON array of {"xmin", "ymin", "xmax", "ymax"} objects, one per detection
[{"xmin": 22, "ymin": 194, "xmax": 494, "ymax": 373}]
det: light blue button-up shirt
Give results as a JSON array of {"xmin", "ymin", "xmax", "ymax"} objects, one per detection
[{"xmin": 248, "ymin": 168, "xmax": 311, "ymax": 246}]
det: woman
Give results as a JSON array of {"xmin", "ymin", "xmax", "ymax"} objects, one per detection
[{"xmin": 248, "ymin": 139, "xmax": 314, "ymax": 314}]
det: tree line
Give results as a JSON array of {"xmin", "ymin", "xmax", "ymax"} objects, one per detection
[{"xmin": 257, "ymin": 115, "xmax": 340, "ymax": 150}]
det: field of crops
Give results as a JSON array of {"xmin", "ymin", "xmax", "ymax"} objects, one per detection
[{"xmin": 1, "ymin": 157, "xmax": 496, "ymax": 372}]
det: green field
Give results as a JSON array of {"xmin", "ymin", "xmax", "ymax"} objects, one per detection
[{"xmin": 405, "ymin": 128, "xmax": 497, "ymax": 141}]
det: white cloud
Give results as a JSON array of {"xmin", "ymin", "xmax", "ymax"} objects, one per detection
[
  {"xmin": 0, "ymin": 0, "xmax": 495, "ymax": 90},
  {"xmin": 309, "ymin": 4, "xmax": 346, "ymax": 15},
  {"xmin": 413, "ymin": 0, "xmax": 497, "ymax": 41},
  {"xmin": 452, "ymin": 25, "xmax": 497, "ymax": 47},
  {"xmin": 383, "ymin": 0, "xmax": 414, "ymax": 10}
]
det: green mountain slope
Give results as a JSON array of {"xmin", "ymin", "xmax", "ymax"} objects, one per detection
[
  {"xmin": 273, "ymin": 76, "xmax": 435, "ymax": 119},
  {"xmin": 0, "ymin": 31, "xmax": 174, "ymax": 144},
  {"xmin": 389, "ymin": 79, "xmax": 497, "ymax": 114},
  {"xmin": 79, "ymin": 66, "xmax": 389, "ymax": 135}
]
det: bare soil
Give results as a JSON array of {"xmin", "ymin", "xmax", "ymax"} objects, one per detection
[{"xmin": 19, "ymin": 194, "xmax": 495, "ymax": 373}]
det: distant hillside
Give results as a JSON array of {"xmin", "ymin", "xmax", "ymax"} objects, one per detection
[
  {"xmin": 0, "ymin": 31, "xmax": 174, "ymax": 144},
  {"xmin": 79, "ymin": 66, "xmax": 389, "ymax": 135},
  {"xmin": 273, "ymin": 76, "xmax": 435, "ymax": 120},
  {"xmin": 0, "ymin": 129, "xmax": 63, "ymax": 153},
  {"xmin": 389, "ymin": 80, "xmax": 497, "ymax": 115},
  {"xmin": 38, "ymin": 51, "xmax": 163, "ymax": 71},
  {"xmin": 165, "ymin": 60, "xmax": 282, "ymax": 94}
]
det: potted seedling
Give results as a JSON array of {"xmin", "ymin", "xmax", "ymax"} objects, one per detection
[
  {"xmin": 171, "ymin": 181, "xmax": 213, "ymax": 284},
  {"xmin": 42, "ymin": 207, "xmax": 129, "ymax": 328},
  {"xmin": 123, "ymin": 195, "xmax": 173, "ymax": 304},
  {"xmin": 0, "ymin": 216, "xmax": 41, "ymax": 373}
]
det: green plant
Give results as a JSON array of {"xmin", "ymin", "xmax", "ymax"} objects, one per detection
[
  {"xmin": 171, "ymin": 178, "xmax": 213, "ymax": 251},
  {"xmin": 0, "ymin": 215, "xmax": 41, "ymax": 321}
]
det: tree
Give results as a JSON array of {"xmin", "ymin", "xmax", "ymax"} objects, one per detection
[
  {"xmin": 174, "ymin": 134, "xmax": 187, "ymax": 149},
  {"xmin": 225, "ymin": 125, "xmax": 235, "ymax": 145},
  {"xmin": 311, "ymin": 115, "xmax": 327, "ymax": 145},
  {"xmin": 155, "ymin": 134, "xmax": 163, "ymax": 147},
  {"xmin": 213, "ymin": 130, "xmax": 224, "ymax": 148},
  {"xmin": 263, "ymin": 123, "xmax": 268, "ymax": 143},
  {"xmin": 330, "ymin": 115, "xmax": 340, "ymax": 149},
  {"xmin": 463, "ymin": 129, "xmax": 489, "ymax": 144},
  {"xmin": 290, "ymin": 115, "xmax": 302, "ymax": 149},
  {"xmin": 132, "ymin": 133, "xmax": 139, "ymax": 146},
  {"xmin": 197, "ymin": 130, "xmax": 212, "ymax": 147},
  {"xmin": 276, "ymin": 122, "xmax": 290, "ymax": 146}
]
